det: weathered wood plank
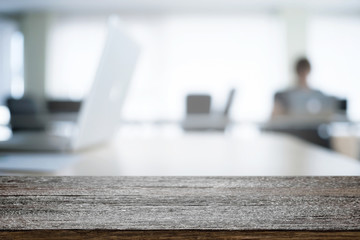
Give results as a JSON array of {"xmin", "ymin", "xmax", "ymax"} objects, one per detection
[
  {"xmin": 0, "ymin": 177, "xmax": 359, "ymax": 233},
  {"xmin": 1, "ymin": 230, "xmax": 360, "ymax": 240}
]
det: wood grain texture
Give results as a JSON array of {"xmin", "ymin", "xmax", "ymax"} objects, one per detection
[
  {"xmin": 0, "ymin": 177, "xmax": 359, "ymax": 237},
  {"xmin": 0, "ymin": 230, "xmax": 360, "ymax": 240}
]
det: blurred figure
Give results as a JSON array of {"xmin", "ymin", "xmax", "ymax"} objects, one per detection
[{"xmin": 271, "ymin": 57, "xmax": 335, "ymax": 120}]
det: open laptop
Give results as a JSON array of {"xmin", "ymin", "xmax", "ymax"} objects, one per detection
[
  {"xmin": 182, "ymin": 89, "xmax": 236, "ymax": 131},
  {"xmin": 0, "ymin": 18, "xmax": 140, "ymax": 152}
]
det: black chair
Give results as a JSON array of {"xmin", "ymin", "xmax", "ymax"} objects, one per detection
[
  {"xmin": 46, "ymin": 100, "xmax": 82, "ymax": 113},
  {"xmin": 6, "ymin": 97, "xmax": 45, "ymax": 131}
]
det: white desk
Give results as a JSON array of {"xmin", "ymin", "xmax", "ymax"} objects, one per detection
[{"xmin": 1, "ymin": 129, "xmax": 360, "ymax": 176}]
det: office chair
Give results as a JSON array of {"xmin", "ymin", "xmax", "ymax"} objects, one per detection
[{"xmin": 6, "ymin": 97, "xmax": 46, "ymax": 131}]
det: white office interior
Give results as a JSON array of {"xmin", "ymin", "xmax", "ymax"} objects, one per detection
[{"xmin": 0, "ymin": 0, "xmax": 360, "ymax": 175}]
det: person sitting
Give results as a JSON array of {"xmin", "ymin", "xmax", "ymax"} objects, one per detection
[{"xmin": 271, "ymin": 57, "xmax": 336, "ymax": 121}]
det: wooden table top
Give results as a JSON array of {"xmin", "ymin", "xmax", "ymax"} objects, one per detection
[{"xmin": 0, "ymin": 176, "xmax": 359, "ymax": 239}]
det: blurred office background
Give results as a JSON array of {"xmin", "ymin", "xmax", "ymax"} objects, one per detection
[{"xmin": 0, "ymin": 0, "xmax": 360, "ymax": 160}]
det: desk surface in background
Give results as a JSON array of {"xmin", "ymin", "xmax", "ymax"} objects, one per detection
[
  {"xmin": 60, "ymin": 132, "xmax": 360, "ymax": 176},
  {"xmin": 0, "ymin": 176, "xmax": 359, "ymax": 239},
  {"xmin": 0, "ymin": 132, "xmax": 360, "ymax": 176}
]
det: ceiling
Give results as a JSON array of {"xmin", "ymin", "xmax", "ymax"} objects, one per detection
[{"xmin": 1, "ymin": 0, "xmax": 360, "ymax": 14}]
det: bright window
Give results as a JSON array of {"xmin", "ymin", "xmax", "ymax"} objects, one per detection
[
  {"xmin": 47, "ymin": 14, "xmax": 287, "ymax": 121},
  {"xmin": 47, "ymin": 16, "xmax": 107, "ymax": 100},
  {"xmin": 308, "ymin": 16, "xmax": 360, "ymax": 121}
]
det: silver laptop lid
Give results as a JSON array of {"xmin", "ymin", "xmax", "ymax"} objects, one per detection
[{"xmin": 71, "ymin": 17, "xmax": 140, "ymax": 151}]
